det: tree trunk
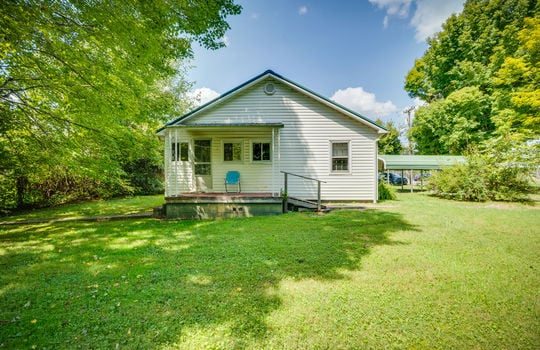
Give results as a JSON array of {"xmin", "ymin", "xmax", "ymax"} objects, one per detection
[{"xmin": 16, "ymin": 175, "xmax": 28, "ymax": 209}]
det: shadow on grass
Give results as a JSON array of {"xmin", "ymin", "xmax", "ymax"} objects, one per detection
[{"xmin": 0, "ymin": 209, "xmax": 416, "ymax": 348}]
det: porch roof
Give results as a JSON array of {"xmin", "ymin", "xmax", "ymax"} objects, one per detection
[{"xmin": 167, "ymin": 122, "xmax": 284, "ymax": 128}]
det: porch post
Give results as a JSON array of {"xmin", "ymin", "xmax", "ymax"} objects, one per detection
[
  {"xmin": 272, "ymin": 128, "xmax": 275, "ymax": 196},
  {"xmin": 278, "ymin": 128, "xmax": 281, "ymax": 194},
  {"xmin": 166, "ymin": 130, "xmax": 171, "ymax": 197},
  {"xmin": 175, "ymin": 128, "xmax": 179, "ymax": 196},
  {"xmin": 283, "ymin": 172, "xmax": 288, "ymax": 213},
  {"xmin": 317, "ymin": 180, "xmax": 321, "ymax": 212}
]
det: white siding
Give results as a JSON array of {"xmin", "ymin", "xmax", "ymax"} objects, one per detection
[{"xmin": 165, "ymin": 78, "xmax": 379, "ymax": 201}]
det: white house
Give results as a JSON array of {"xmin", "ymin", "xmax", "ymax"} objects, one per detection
[{"xmin": 157, "ymin": 70, "xmax": 386, "ymax": 218}]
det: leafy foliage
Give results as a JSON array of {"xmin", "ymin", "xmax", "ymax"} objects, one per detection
[
  {"xmin": 378, "ymin": 181, "xmax": 397, "ymax": 201},
  {"xmin": 0, "ymin": 1, "xmax": 241, "ymax": 211},
  {"xmin": 492, "ymin": 17, "xmax": 540, "ymax": 137},
  {"xmin": 411, "ymin": 86, "xmax": 493, "ymax": 154},
  {"xmin": 376, "ymin": 118, "xmax": 404, "ymax": 155},
  {"xmin": 405, "ymin": 0, "xmax": 539, "ymax": 154},
  {"xmin": 429, "ymin": 136, "xmax": 537, "ymax": 201}
]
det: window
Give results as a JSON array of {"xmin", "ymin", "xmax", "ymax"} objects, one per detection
[
  {"xmin": 223, "ymin": 142, "xmax": 242, "ymax": 161},
  {"xmin": 252, "ymin": 142, "xmax": 271, "ymax": 161},
  {"xmin": 194, "ymin": 140, "xmax": 211, "ymax": 175},
  {"xmin": 172, "ymin": 142, "xmax": 188, "ymax": 161},
  {"xmin": 331, "ymin": 142, "xmax": 350, "ymax": 172}
]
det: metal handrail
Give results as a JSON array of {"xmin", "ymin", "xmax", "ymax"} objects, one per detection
[{"xmin": 280, "ymin": 171, "xmax": 326, "ymax": 212}]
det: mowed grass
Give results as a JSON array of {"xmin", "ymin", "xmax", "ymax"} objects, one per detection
[
  {"xmin": 1, "ymin": 195, "xmax": 164, "ymax": 222},
  {"xmin": 0, "ymin": 194, "xmax": 538, "ymax": 349}
]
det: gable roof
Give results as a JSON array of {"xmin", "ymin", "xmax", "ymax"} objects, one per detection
[{"xmin": 157, "ymin": 70, "xmax": 387, "ymax": 134}]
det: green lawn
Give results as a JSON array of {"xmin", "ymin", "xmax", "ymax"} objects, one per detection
[
  {"xmin": 0, "ymin": 194, "xmax": 538, "ymax": 349},
  {"xmin": 1, "ymin": 195, "xmax": 164, "ymax": 222}
]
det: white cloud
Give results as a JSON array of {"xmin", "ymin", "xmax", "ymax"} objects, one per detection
[
  {"xmin": 298, "ymin": 6, "xmax": 308, "ymax": 15},
  {"xmin": 187, "ymin": 87, "xmax": 220, "ymax": 106},
  {"xmin": 412, "ymin": 97, "xmax": 426, "ymax": 108},
  {"xmin": 331, "ymin": 87, "xmax": 397, "ymax": 119},
  {"xmin": 383, "ymin": 15, "xmax": 389, "ymax": 28},
  {"xmin": 411, "ymin": 0, "xmax": 464, "ymax": 41},
  {"xmin": 369, "ymin": 0, "xmax": 411, "ymax": 18},
  {"xmin": 369, "ymin": 0, "xmax": 465, "ymax": 41},
  {"xmin": 221, "ymin": 35, "xmax": 230, "ymax": 47}
]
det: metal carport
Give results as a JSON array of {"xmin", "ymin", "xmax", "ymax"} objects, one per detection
[{"xmin": 378, "ymin": 155, "xmax": 465, "ymax": 191}]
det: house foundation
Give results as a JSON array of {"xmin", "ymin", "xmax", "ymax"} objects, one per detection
[{"xmin": 162, "ymin": 193, "xmax": 283, "ymax": 220}]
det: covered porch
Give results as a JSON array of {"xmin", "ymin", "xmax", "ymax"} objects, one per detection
[
  {"xmin": 162, "ymin": 123, "xmax": 285, "ymax": 219},
  {"xmin": 164, "ymin": 123, "xmax": 284, "ymax": 198}
]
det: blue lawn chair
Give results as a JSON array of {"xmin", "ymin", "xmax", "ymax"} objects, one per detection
[{"xmin": 225, "ymin": 171, "xmax": 241, "ymax": 193}]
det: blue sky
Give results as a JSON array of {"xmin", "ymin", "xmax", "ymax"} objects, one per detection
[{"xmin": 187, "ymin": 0, "xmax": 464, "ymax": 128}]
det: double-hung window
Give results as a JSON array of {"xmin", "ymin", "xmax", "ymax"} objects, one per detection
[
  {"xmin": 172, "ymin": 142, "xmax": 189, "ymax": 161},
  {"xmin": 194, "ymin": 140, "xmax": 211, "ymax": 175},
  {"xmin": 331, "ymin": 141, "xmax": 350, "ymax": 173},
  {"xmin": 252, "ymin": 142, "xmax": 271, "ymax": 161},
  {"xmin": 223, "ymin": 141, "xmax": 243, "ymax": 162}
]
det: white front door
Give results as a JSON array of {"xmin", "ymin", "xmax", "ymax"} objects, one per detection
[{"xmin": 194, "ymin": 139, "xmax": 212, "ymax": 192}]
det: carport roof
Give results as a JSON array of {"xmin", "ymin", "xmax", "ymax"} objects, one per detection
[{"xmin": 378, "ymin": 155, "xmax": 465, "ymax": 170}]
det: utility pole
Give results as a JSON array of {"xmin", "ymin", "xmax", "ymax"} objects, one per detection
[
  {"xmin": 403, "ymin": 106, "xmax": 416, "ymax": 192},
  {"xmin": 403, "ymin": 106, "xmax": 415, "ymax": 155}
]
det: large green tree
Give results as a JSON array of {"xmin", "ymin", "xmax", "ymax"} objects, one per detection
[
  {"xmin": 411, "ymin": 86, "xmax": 492, "ymax": 154},
  {"xmin": 0, "ymin": 1, "xmax": 241, "ymax": 210},
  {"xmin": 375, "ymin": 118, "xmax": 404, "ymax": 155},
  {"xmin": 405, "ymin": 0, "xmax": 539, "ymax": 154},
  {"xmin": 492, "ymin": 17, "xmax": 540, "ymax": 137}
]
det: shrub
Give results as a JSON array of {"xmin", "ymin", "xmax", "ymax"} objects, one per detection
[
  {"xmin": 378, "ymin": 181, "xmax": 397, "ymax": 201},
  {"xmin": 429, "ymin": 137, "xmax": 536, "ymax": 202},
  {"xmin": 429, "ymin": 158, "xmax": 489, "ymax": 201},
  {"xmin": 123, "ymin": 157, "xmax": 164, "ymax": 195}
]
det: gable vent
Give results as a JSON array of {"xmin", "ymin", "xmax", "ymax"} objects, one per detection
[{"xmin": 264, "ymin": 83, "xmax": 276, "ymax": 95}]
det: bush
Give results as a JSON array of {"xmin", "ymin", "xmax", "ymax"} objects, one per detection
[
  {"xmin": 429, "ymin": 138, "xmax": 536, "ymax": 202},
  {"xmin": 429, "ymin": 159, "xmax": 489, "ymax": 201},
  {"xmin": 0, "ymin": 169, "xmax": 134, "ymax": 214},
  {"xmin": 378, "ymin": 181, "xmax": 397, "ymax": 201},
  {"xmin": 123, "ymin": 157, "xmax": 164, "ymax": 195}
]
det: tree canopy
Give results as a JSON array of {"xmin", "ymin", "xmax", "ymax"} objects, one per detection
[
  {"xmin": 0, "ymin": 1, "xmax": 241, "ymax": 211},
  {"xmin": 405, "ymin": 0, "xmax": 539, "ymax": 154},
  {"xmin": 375, "ymin": 118, "xmax": 404, "ymax": 155}
]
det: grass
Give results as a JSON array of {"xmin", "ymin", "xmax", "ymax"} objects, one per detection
[
  {"xmin": 0, "ymin": 195, "xmax": 164, "ymax": 222},
  {"xmin": 0, "ymin": 193, "xmax": 539, "ymax": 349}
]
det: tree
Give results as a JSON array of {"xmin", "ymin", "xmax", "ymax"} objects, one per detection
[
  {"xmin": 404, "ymin": 0, "xmax": 539, "ymax": 154},
  {"xmin": 0, "ymin": 1, "xmax": 241, "ymax": 210},
  {"xmin": 375, "ymin": 119, "xmax": 403, "ymax": 154},
  {"xmin": 411, "ymin": 86, "xmax": 493, "ymax": 154},
  {"xmin": 492, "ymin": 17, "xmax": 540, "ymax": 137}
]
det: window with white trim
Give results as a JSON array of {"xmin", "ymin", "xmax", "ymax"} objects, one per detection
[
  {"xmin": 172, "ymin": 142, "xmax": 188, "ymax": 161},
  {"xmin": 252, "ymin": 142, "xmax": 271, "ymax": 161},
  {"xmin": 331, "ymin": 141, "xmax": 350, "ymax": 172},
  {"xmin": 223, "ymin": 141, "xmax": 243, "ymax": 161},
  {"xmin": 194, "ymin": 139, "xmax": 211, "ymax": 175}
]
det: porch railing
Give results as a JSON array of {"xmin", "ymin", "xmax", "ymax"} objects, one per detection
[{"xmin": 281, "ymin": 171, "xmax": 327, "ymax": 212}]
